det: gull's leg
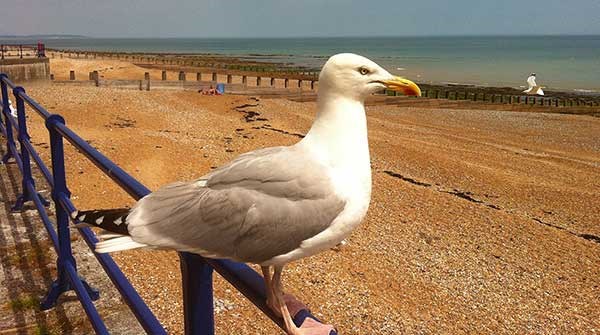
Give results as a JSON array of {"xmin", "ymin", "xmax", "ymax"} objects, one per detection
[
  {"xmin": 272, "ymin": 266, "xmax": 335, "ymax": 335},
  {"xmin": 261, "ymin": 265, "xmax": 280, "ymax": 316}
]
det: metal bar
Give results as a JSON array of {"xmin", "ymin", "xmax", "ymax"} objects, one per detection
[
  {"xmin": 181, "ymin": 253, "xmax": 215, "ymax": 335},
  {"xmin": 17, "ymin": 90, "xmax": 51, "ymax": 119},
  {"xmin": 21, "ymin": 139, "xmax": 54, "ymax": 187},
  {"xmin": 42, "ymin": 114, "xmax": 86, "ymax": 310},
  {"xmin": 63, "ymin": 262, "xmax": 110, "ymax": 335},
  {"xmin": 46, "ymin": 114, "xmax": 75, "ymax": 264},
  {"xmin": 0, "ymin": 74, "xmax": 15, "ymax": 163},
  {"xmin": 12, "ymin": 86, "xmax": 37, "ymax": 211},
  {"xmin": 205, "ymin": 259, "xmax": 337, "ymax": 334},
  {"xmin": 24, "ymin": 181, "xmax": 59, "ymax": 252},
  {"xmin": 6, "ymin": 140, "xmax": 22, "ymax": 171},
  {"xmin": 6, "ymin": 112, "xmax": 19, "ymax": 134},
  {"xmin": 51, "ymin": 122, "xmax": 150, "ymax": 199},
  {"xmin": 206, "ymin": 259, "xmax": 279, "ymax": 324},
  {"xmin": 1, "ymin": 75, "xmax": 17, "ymax": 89}
]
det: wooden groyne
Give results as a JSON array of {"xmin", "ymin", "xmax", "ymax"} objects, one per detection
[{"xmin": 48, "ymin": 49, "xmax": 319, "ymax": 81}]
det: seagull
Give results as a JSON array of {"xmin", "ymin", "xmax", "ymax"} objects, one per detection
[
  {"xmin": 524, "ymin": 73, "xmax": 545, "ymax": 96},
  {"xmin": 8, "ymin": 99, "xmax": 17, "ymax": 118},
  {"xmin": 73, "ymin": 53, "xmax": 421, "ymax": 335}
]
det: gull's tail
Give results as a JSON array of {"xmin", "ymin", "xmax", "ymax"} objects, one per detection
[{"xmin": 72, "ymin": 208, "xmax": 149, "ymax": 253}]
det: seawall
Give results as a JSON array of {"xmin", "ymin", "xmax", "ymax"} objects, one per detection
[{"xmin": 0, "ymin": 58, "xmax": 50, "ymax": 82}]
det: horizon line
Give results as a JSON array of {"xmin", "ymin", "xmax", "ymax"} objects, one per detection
[{"xmin": 2, "ymin": 33, "xmax": 600, "ymax": 39}]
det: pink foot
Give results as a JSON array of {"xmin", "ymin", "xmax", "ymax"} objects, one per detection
[{"xmin": 283, "ymin": 294, "xmax": 336, "ymax": 335}]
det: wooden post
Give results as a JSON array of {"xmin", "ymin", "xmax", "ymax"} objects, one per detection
[
  {"xmin": 146, "ymin": 78, "xmax": 150, "ymax": 91},
  {"xmin": 70, "ymin": 70, "xmax": 75, "ymax": 80},
  {"xmin": 93, "ymin": 71, "xmax": 99, "ymax": 86},
  {"xmin": 179, "ymin": 71, "xmax": 186, "ymax": 81},
  {"xmin": 139, "ymin": 80, "xmax": 143, "ymax": 90},
  {"xmin": 256, "ymin": 77, "xmax": 261, "ymax": 86},
  {"xmin": 50, "ymin": 74, "xmax": 54, "ymax": 80},
  {"xmin": 311, "ymin": 81, "xmax": 315, "ymax": 90},
  {"xmin": 227, "ymin": 74, "xmax": 232, "ymax": 84},
  {"xmin": 196, "ymin": 72, "xmax": 201, "ymax": 81},
  {"xmin": 212, "ymin": 73, "xmax": 217, "ymax": 82},
  {"xmin": 270, "ymin": 78, "xmax": 275, "ymax": 86},
  {"xmin": 298, "ymin": 80, "xmax": 302, "ymax": 88},
  {"xmin": 434, "ymin": 90, "xmax": 439, "ymax": 99},
  {"xmin": 284, "ymin": 78, "xmax": 289, "ymax": 88},
  {"xmin": 445, "ymin": 91, "xmax": 450, "ymax": 99},
  {"xmin": 162, "ymin": 71, "xmax": 167, "ymax": 81},
  {"xmin": 242, "ymin": 75, "xmax": 247, "ymax": 85},
  {"xmin": 144, "ymin": 72, "xmax": 150, "ymax": 81}
]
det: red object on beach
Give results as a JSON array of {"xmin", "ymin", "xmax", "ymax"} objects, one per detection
[{"xmin": 37, "ymin": 41, "xmax": 45, "ymax": 57}]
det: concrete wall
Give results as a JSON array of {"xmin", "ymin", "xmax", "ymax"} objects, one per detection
[{"xmin": 0, "ymin": 58, "xmax": 50, "ymax": 82}]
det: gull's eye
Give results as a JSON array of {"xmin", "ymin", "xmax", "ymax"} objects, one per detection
[{"xmin": 358, "ymin": 67, "xmax": 370, "ymax": 75}]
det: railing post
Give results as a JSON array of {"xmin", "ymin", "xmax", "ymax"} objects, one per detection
[
  {"xmin": 0, "ymin": 74, "xmax": 15, "ymax": 163},
  {"xmin": 41, "ymin": 114, "xmax": 99, "ymax": 309},
  {"xmin": 10, "ymin": 87, "xmax": 50, "ymax": 211},
  {"xmin": 180, "ymin": 252, "xmax": 215, "ymax": 335}
]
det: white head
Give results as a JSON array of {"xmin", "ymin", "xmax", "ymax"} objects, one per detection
[{"xmin": 318, "ymin": 53, "xmax": 421, "ymax": 102}]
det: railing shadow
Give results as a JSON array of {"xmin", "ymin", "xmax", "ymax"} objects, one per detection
[{"xmin": 0, "ymin": 153, "xmax": 74, "ymax": 334}]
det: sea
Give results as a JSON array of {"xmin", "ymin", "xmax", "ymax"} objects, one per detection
[{"xmin": 3, "ymin": 35, "xmax": 599, "ymax": 93}]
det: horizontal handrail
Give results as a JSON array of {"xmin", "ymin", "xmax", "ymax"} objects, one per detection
[
  {"xmin": 21, "ymin": 139, "xmax": 54, "ymax": 187},
  {"xmin": 18, "ymin": 90, "xmax": 51, "ymax": 119},
  {"xmin": 0, "ymin": 75, "xmax": 167, "ymax": 334},
  {"xmin": 2, "ymin": 76, "xmax": 16, "ymax": 89}
]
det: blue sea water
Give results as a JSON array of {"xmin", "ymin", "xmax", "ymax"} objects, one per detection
[{"xmin": 3, "ymin": 36, "xmax": 599, "ymax": 92}]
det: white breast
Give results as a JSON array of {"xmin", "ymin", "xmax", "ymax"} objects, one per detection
[{"xmin": 263, "ymin": 163, "xmax": 372, "ymax": 266}]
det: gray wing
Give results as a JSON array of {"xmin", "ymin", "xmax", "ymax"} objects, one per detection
[{"xmin": 126, "ymin": 146, "xmax": 346, "ymax": 263}]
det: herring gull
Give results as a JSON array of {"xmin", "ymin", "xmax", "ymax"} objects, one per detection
[
  {"xmin": 74, "ymin": 53, "xmax": 421, "ymax": 335},
  {"xmin": 524, "ymin": 73, "xmax": 545, "ymax": 96}
]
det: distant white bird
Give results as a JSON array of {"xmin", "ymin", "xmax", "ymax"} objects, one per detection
[
  {"xmin": 73, "ymin": 53, "xmax": 421, "ymax": 335},
  {"xmin": 8, "ymin": 99, "xmax": 17, "ymax": 118},
  {"xmin": 524, "ymin": 73, "xmax": 545, "ymax": 96}
]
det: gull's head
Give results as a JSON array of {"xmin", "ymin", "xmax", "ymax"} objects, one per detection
[{"xmin": 318, "ymin": 53, "xmax": 421, "ymax": 101}]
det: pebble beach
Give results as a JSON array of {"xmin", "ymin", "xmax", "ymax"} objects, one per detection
[{"xmin": 2, "ymin": 56, "xmax": 599, "ymax": 334}]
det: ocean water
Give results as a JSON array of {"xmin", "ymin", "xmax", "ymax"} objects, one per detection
[{"xmin": 3, "ymin": 36, "xmax": 600, "ymax": 92}]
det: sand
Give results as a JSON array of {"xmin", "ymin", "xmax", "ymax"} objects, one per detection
[{"xmin": 4, "ymin": 57, "xmax": 600, "ymax": 334}]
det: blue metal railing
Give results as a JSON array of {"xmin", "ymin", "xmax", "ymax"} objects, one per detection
[{"xmin": 0, "ymin": 73, "xmax": 335, "ymax": 334}]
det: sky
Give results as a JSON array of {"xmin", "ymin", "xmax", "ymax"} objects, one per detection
[{"xmin": 0, "ymin": 0, "xmax": 599, "ymax": 38}]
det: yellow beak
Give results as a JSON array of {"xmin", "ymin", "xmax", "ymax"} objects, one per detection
[{"xmin": 383, "ymin": 77, "xmax": 422, "ymax": 97}]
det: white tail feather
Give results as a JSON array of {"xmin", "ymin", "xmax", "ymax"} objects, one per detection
[{"xmin": 95, "ymin": 236, "xmax": 148, "ymax": 253}]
